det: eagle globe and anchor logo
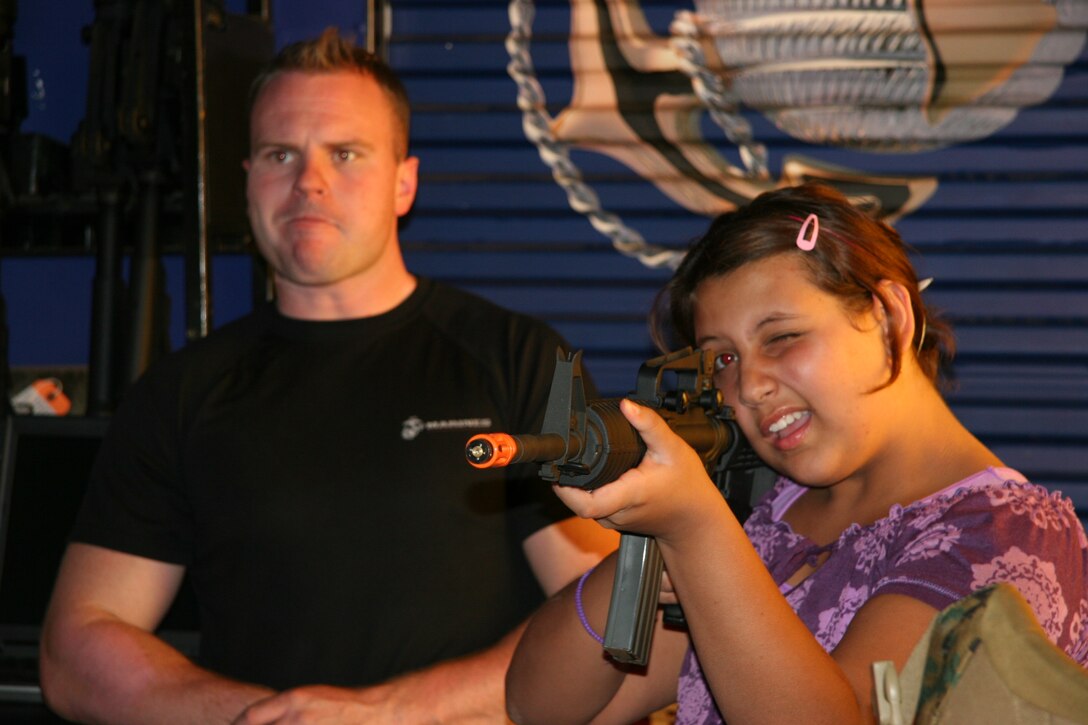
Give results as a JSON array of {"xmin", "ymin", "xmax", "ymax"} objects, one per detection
[{"xmin": 507, "ymin": 0, "xmax": 1087, "ymax": 268}]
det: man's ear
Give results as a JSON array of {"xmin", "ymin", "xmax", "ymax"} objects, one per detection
[
  {"xmin": 874, "ymin": 279, "xmax": 916, "ymax": 355},
  {"xmin": 394, "ymin": 155, "xmax": 419, "ymax": 217}
]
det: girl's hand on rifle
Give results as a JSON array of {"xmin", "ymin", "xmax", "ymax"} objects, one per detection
[{"xmin": 551, "ymin": 398, "xmax": 733, "ymax": 547}]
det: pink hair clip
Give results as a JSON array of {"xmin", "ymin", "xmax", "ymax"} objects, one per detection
[{"xmin": 795, "ymin": 213, "xmax": 818, "ymax": 251}]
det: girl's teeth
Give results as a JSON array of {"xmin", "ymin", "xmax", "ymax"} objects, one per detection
[{"xmin": 769, "ymin": 411, "xmax": 807, "ymax": 434}]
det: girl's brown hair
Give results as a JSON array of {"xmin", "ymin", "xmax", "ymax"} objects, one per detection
[{"xmin": 654, "ymin": 183, "xmax": 955, "ymax": 388}]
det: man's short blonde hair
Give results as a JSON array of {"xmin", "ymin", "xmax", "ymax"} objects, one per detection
[{"xmin": 249, "ymin": 27, "xmax": 411, "ymax": 158}]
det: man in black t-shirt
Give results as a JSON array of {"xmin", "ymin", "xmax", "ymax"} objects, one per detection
[{"xmin": 39, "ymin": 29, "xmax": 616, "ymax": 724}]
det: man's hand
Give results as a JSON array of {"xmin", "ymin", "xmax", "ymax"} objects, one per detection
[
  {"xmin": 233, "ymin": 676, "xmax": 509, "ymax": 725},
  {"xmin": 233, "ymin": 684, "xmax": 397, "ymax": 725},
  {"xmin": 233, "ymin": 628, "xmax": 527, "ymax": 725}
]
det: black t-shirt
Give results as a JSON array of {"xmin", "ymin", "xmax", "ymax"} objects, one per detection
[{"xmin": 72, "ymin": 278, "xmax": 580, "ymax": 689}]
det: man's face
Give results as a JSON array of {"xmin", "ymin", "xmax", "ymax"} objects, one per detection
[{"xmin": 244, "ymin": 70, "xmax": 418, "ymax": 297}]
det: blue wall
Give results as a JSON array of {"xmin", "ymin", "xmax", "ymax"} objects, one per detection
[
  {"xmin": 4, "ymin": 1, "xmax": 1087, "ymax": 518},
  {"xmin": 4, "ymin": 0, "xmax": 371, "ymax": 367}
]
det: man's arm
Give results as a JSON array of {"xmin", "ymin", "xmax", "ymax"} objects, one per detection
[
  {"xmin": 522, "ymin": 515, "xmax": 620, "ymax": 596},
  {"xmin": 40, "ymin": 543, "xmax": 274, "ymax": 725},
  {"xmin": 235, "ymin": 624, "xmax": 527, "ymax": 725},
  {"xmin": 235, "ymin": 517, "xmax": 618, "ymax": 724}
]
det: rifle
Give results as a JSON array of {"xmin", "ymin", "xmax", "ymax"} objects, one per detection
[{"xmin": 465, "ymin": 347, "xmax": 771, "ymax": 665}]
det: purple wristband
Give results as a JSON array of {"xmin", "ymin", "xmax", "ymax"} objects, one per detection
[{"xmin": 575, "ymin": 565, "xmax": 604, "ymax": 645}]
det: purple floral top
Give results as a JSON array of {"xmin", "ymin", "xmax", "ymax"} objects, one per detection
[{"xmin": 675, "ymin": 467, "xmax": 1088, "ymax": 724}]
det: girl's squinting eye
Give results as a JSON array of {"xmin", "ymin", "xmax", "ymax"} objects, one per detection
[{"xmin": 713, "ymin": 352, "xmax": 737, "ymax": 371}]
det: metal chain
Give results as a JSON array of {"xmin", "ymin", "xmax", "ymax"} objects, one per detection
[
  {"xmin": 669, "ymin": 10, "xmax": 770, "ymax": 181},
  {"xmin": 506, "ymin": 0, "xmax": 684, "ymax": 270}
]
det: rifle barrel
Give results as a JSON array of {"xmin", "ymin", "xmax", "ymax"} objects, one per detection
[{"xmin": 464, "ymin": 432, "xmax": 570, "ymax": 468}]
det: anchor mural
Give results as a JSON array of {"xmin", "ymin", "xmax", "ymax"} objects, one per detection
[{"xmin": 507, "ymin": 0, "xmax": 1086, "ymax": 267}]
